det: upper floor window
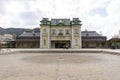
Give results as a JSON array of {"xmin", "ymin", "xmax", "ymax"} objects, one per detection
[
  {"xmin": 43, "ymin": 29, "xmax": 47, "ymax": 33},
  {"xmin": 58, "ymin": 29, "xmax": 63, "ymax": 35},
  {"xmin": 74, "ymin": 29, "xmax": 79, "ymax": 34},
  {"xmin": 51, "ymin": 29, "xmax": 56, "ymax": 35},
  {"xmin": 66, "ymin": 29, "xmax": 70, "ymax": 35}
]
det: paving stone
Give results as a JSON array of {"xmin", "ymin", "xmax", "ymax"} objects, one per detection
[{"xmin": 0, "ymin": 52, "xmax": 120, "ymax": 80}]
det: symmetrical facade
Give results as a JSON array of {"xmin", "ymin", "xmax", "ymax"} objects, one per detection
[
  {"xmin": 15, "ymin": 18, "xmax": 107, "ymax": 49},
  {"xmin": 40, "ymin": 18, "xmax": 82, "ymax": 49}
]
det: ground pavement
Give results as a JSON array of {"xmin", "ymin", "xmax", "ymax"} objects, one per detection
[{"xmin": 0, "ymin": 49, "xmax": 120, "ymax": 80}]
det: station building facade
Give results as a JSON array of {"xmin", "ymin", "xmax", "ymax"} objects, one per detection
[
  {"xmin": 15, "ymin": 18, "xmax": 107, "ymax": 49},
  {"xmin": 15, "ymin": 30, "xmax": 107, "ymax": 48},
  {"xmin": 40, "ymin": 18, "xmax": 82, "ymax": 49}
]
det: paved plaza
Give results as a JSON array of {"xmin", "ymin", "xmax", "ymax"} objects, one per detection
[{"xmin": 0, "ymin": 50, "xmax": 120, "ymax": 80}]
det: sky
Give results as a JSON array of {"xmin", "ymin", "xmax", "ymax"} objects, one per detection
[{"xmin": 0, "ymin": 0, "xmax": 120, "ymax": 39}]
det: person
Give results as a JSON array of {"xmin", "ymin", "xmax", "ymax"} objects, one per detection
[{"xmin": 65, "ymin": 44, "xmax": 69, "ymax": 49}]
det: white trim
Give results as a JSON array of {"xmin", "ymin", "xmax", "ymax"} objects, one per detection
[
  {"xmin": 40, "ymin": 28, "xmax": 42, "ymax": 48},
  {"xmin": 71, "ymin": 26, "xmax": 74, "ymax": 48},
  {"xmin": 79, "ymin": 26, "xmax": 82, "ymax": 48},
  {"xmin": 48, "ymin": 27, "xmax": 50, "ymax": 48}
]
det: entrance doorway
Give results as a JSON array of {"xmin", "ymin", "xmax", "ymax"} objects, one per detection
[
  {"xmin": 55, "ymin": 43, "xmax": 66, "ymax": 48},
  {"xmin": 51, "ymin": 41, "xmax": 70, "ymax": 48}
]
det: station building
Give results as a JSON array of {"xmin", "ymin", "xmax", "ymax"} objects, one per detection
[
  {"xmin": 40, "ymin": 18, "xmax": 82, "ymax": 49},
  {"xmin": 15, "ymin": 18, "xmax": 107, "ymax": 49}
]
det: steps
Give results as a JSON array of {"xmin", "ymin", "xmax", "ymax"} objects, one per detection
[{"xmin": 19, "ymin": 49, "xmax": 103, "ymax": 53}]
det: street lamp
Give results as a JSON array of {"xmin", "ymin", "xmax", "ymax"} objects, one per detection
[
  {"xmin": 0, "ymin": 41, "xmax": 1, "ymax": 51},
  {"xmin": 0, "ymin": 33, "xmax": 3, "ymax": 51},
  {"xmin": 0, "ymin": 34, "xmax": 1, "ymax": 51}
]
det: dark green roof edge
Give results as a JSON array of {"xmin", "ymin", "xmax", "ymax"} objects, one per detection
[{"xmin": 40, "ymin": 18, "xmax": 82, "ymax": 26}]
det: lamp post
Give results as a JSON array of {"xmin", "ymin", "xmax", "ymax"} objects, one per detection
[
  {"xmin": 0, "ymin": 34, "xmax": 1, "ymax": 51},
  {"xmin": 0, "ymin": 33, "xmax": 3, "ymax": 51},
  {"xmin": 0, "ymin": 41, "xmax": 1, "ymax": 51}
]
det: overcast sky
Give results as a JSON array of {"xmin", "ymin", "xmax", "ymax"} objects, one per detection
[{"xmin": 0, "ymin": 0, "xmax": 120, "ymax": 39}]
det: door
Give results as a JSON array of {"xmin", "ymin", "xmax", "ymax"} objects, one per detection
[{"xmin": 55, "ymin": 43, "xmax": 66, "ymax": 48}]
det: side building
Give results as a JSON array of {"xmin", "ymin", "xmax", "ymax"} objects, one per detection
[
  {"xmin": 16, "ymin": 30, "xmax": 40, "ymax": 48},
  {"xmin": 82, "ymin": 30, "xmax": 107, "ymax": 48}
]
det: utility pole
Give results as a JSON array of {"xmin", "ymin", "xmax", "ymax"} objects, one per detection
[
  {"xmin": 0, "ymin": 41, "xmax": 1, "ymax": 51},
  {"xmin": 0, "ymin": 33, "xmax": 3, "ymax": 51},
  {"xmin": 0, "ymin": 34, "xmax": 1, "ymax": 51}
]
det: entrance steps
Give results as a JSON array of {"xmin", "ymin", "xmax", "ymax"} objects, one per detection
[
  {"xmin": 18, "ymin": 49, "xmax": 103, "ymax": 53},
  {"xmin": 1, "ymin": 49, "xmax": 120, "ymax": 55}
]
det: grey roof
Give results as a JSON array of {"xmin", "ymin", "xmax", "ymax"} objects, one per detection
[
  {"xmin": 19, "ymin": 30, "xmax": 105, "ymax": 38},
  {"xmin": 19, "ymin": 31, "xmax": 40, "ymax": 37},
  {"xmin": 51, "ymin": 19, "xmax": 71, "ymax": 26},
  {"xmin": 81, "ymin": 31, "xmax": 103, "ymax": 37}
]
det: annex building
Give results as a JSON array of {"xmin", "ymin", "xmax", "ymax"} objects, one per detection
[
  {"xmin": 40, "ymin": 18, "xmax": 82, "ymax": 49},
  {"xmin": 16, "ymin": 30, "xmax": 40, "ymax": 48}
]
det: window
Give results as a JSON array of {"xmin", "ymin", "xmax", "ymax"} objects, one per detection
[
  {"xmin": 66, "ymin": 29, "xmax": 70, "ymax": 35},
  {"xmin": 75, "ymin": 39, "xmax": 78, "ymax": 46},
  {"xmin": 74, "ymin": 20, "xmax": 79, "ymax": 24},
  {"xmin": 44, "ymin": 39, "xmax": 46, "ymax": 45},
  {"xmin": 43, "ymin": 29, "xmax": 46, "ymax": 33},
  {"xmin": 74, "ymin": 29, "xmax": 79, "ymax": 34},
  {"xmin": 58, "ymin": 29, "xmax": 63, "ymax": 35},
  {"xmin": 86, "ymin": 33, "xmax": 89, "ymax": 36},
  {"xmin": 52, "ymin": 29, "xmax": 56, "ymax": 35}
]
